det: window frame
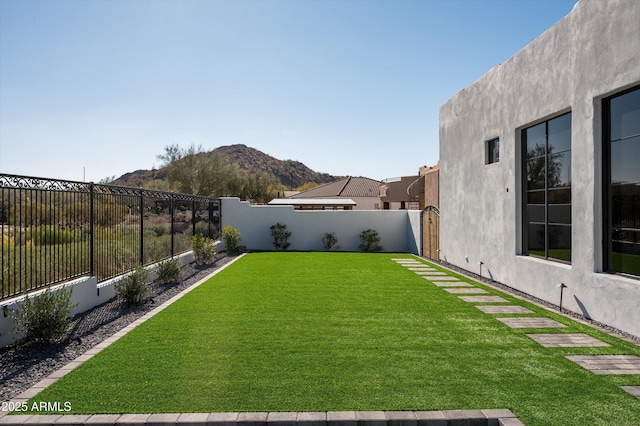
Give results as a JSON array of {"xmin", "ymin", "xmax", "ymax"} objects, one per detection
[
  {"xmin": 521, "ymin": 112, "xmax": 572, "ymax": 264},
  {"xmin": 602, "ymin": 84, "xmax": 640, "ymax": 278},
  {"xmin": 485, "ymin": 138, "xmax": 500, "ymax": 164}
]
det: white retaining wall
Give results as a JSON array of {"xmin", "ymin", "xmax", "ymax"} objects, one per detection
[
  {"xmin": 0, "ymin": 252, "xmax": 196, "ymax": 348},
  {"xmin": 220, "ymin": 197, "xmax": 421, "ymax": 254}
]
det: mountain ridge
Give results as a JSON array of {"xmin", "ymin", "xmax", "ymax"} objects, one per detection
[{"xmin": 112, "ymin": 144, "xmax": 343, "ymax": 190}]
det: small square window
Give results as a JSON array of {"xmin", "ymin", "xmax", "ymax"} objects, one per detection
[{"xmin": 486, "ymin": 138, "xmax": 500, "ymax": 164}]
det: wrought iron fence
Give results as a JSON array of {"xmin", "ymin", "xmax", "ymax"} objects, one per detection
[{"xmin": 0, "ymin": 174, "xmax": 220, "ymax": 301}]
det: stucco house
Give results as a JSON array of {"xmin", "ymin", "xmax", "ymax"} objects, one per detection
[{"xmin": 439, "ymin": 0, "xmax": 640, "ymax": 337}]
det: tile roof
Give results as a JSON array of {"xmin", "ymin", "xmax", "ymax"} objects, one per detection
[{"xmin": 289, "ymin": 177, "xmax": 381, "ymax": 198}]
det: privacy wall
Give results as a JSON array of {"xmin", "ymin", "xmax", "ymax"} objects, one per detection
[{"xmin": 220, "ymin": 197, "xmax": 421, "ymax": 254}]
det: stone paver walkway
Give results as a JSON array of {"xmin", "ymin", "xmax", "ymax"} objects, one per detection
[
  {"xmin": 475, "ymin": 305, "xmax": 534, "ymax": 314},
  {"xmin": 432, "ymin": 281, "xmax": 474, "ymax": 287},
  {"xmin": 392, "ymin": 257, "xmax": 640, "ymax": 405},
  {"xmin": 459, "ymin": 295, "xmax": 510, "ymax": 303},
  {"xmin": 527, "ymin": 333, "xmax": 610, "ymax": 347},
  {"xmin": 423, "ymin": 276, "xmax": 461, "ymax": 281},
  {"xmin": 443, "ymin": 287, "xmax": 488, "ymax": 294},
  {"xmin": 565, "ymin": 355, "xmax": 640, "ymax": 374},
  {"xmin": 496, "ymin": 317, "xmax": 567, "ymax": 329},
  {"xmin": 414, "ymin": 271, "xmax": 448, "ymax": 276},
  {"xmin": 621, "ymin": 386, "xmax": 640, "ymax": 399}
]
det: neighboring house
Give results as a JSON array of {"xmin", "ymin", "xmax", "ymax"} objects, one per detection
[
  {"xmin": 439, "ymin": 0, "xmax": 640, "ymax": 337},
  {"xmin": 267, "ymin": 198, "xmax": 356, "ymax": 210},
  {"xmin": 285, "ymin": 176, "xmax": 382, "ymax": 210},
  {"xmin": 380, "ymin": 175, "xmax": 423, "ymax": 210}
]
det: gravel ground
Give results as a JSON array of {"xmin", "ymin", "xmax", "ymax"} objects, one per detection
[
  {"xmin": 0, "ymin": 255, "xmax": 236, "ymax": 403},
  {"xmin": 439, "ymin": 260, "xmax": 640, "ymax": 344}
]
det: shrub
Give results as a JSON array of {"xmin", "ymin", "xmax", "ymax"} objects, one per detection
[
  {"xmin": 12, "ymin": 286, "xmax": 78, "ymax": 345},
  {"xmin": 115, "ymin": 265, "xmax": 152, "ymax": 305},
  {"xmin": 270, "ymin": 223, "xmax": 291, "ymax": 251},
  {"xmin": 192, "ymin": 233, "xmax": 217, "ymax": 265},
  {"xmin": 221, "ymin": 225, "xmax": 242, "ymax": 254},
  {"xmin": 155, "ymin": 258, "xmax": 182, "ymax": 284},
  {"xmin": 359, "ymin": 229, "xmax": 383, "ymax": 253},
  {"xmin": 322, "ymin": 232, "xmax": 339, "ymax": 251}
]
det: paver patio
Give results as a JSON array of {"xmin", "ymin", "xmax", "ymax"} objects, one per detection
[
  {"xmin": 526, "ymin": 333, "xmax": 610, "ymax": 347},
  {"xmin": 496, "ymin": 317, "xmax": 567, "ymax": 328}
]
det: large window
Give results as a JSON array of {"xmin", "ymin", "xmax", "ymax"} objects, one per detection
[
  {"xmin": 522, "ymin": 113, "xmax": 572, "ymax": 262},
  {"xmin": 603, "ymin": 85, "xmax": 640, "ymax": 278}
]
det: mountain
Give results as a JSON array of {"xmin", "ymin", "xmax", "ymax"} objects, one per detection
[
  {"xmin": 213, "ymin": 144, "xmax": 339, "ymax": 189},
  {"xmin": 112, "ymin": 144, "xmax": 341, "ymax": 190}
]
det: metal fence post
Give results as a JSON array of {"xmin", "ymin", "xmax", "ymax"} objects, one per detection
[
  {"xmin": 89, "ymin": 182, "xmax": 95, "ymax": 277},
  {"xmin": 170, "ymin": 196, "xmax": 175, "ymax": 257},
  {"xmin": 140, "ymin": 189, "xmax": 144, "ymax": 265}
]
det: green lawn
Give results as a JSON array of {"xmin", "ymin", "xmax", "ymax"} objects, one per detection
[{"xmin": 26, "ymin": 253, "xmax": 640, "ymax": 425}]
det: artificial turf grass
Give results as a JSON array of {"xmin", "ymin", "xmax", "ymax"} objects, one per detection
[{"xmin": 25, "ymin": 252, "xmax": 640, "ymax": 426}]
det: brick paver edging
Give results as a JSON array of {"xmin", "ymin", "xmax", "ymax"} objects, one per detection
[{"xmin": 0, "ymin": 409, "xmax": 525, "ymax": 425}]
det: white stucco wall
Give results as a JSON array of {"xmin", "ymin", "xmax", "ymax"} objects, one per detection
[
  {"xmin": 439, "ymin": 0, "xmax": 640, "ymax": 337},
  {"xmin": 221, "ymin": 197, "xmax": 419, "ymax": 253}
]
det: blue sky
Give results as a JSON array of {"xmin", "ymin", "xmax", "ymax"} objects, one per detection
[{"xmin": 0, "ymin": 0, "xmax": 577, "ymax": 184}]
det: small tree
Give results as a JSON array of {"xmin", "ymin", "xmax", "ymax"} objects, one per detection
[
  {"xmin": 270, "ymin": 223, "xmax": 292, "ymax": 250},
  {"xmin": 13, "ymin": 286, "xmax": 78, "ymax": 345},
  {"xmin": 221, "ymin": 225, "xmax": 242, "ymax": 254},
  {"xmin": 322, "ymin": 232, "xmax": 339, "ymax": 251},
  {"xmin": 359, "ymin": 229, "xmax": 383, "ymax": 253},
  {"xmin": 115, "ymin": 265, "xmax": 152, "ymax": 305},
  {"xmin": 192, "ymin": 233, "xmax": 217, "ymax": 264}
]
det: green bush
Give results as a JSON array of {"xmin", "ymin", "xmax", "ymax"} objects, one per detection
[
  {"xmin": 115, "ymin": 265, "xmax": 152, "ymax": 305},
  {"xmin": 192, "ymin": 233, "xmax": 216, "ymax": 265},
  {"xmin": 322, "ymin": 232, "xmax": 339, "ymax": 251},
  {"xmin": 359, "ymin": 229, "xmax": 383, "ymax": 253},
  {"xmin": 221, "ymin": 225, "xmax": 241, "ymax": 254},
  {"xmin": 155, "ymin": 258, "xmax": 183, "ymax": 284},
  {"xmin": 270, "ymin": 223, "xmax": 292, "ymax": 251},
  {"xmin": 12, "ymin": 286, "xmax": 78, "ymax": 345}
]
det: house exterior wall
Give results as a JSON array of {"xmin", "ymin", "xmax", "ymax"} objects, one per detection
[
  {"xmin": 439, "ymin": 0, "xmax": 640, "ymax": 337},
  {"xmin": 221, "ymin": 197, "xmax": 420, "ymax": 253}
]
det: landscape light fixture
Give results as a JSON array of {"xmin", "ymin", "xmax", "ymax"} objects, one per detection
[
  {"xmin": 478, "ymin": 261, "xmax": 484, "ymax": 278},
  {"xmin": 558, "ymin": 283, "xmax": 567, "ymax": 312}
]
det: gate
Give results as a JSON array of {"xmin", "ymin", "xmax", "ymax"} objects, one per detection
[{"xmin": 421, "ymin": 205, "xmax": 440, "ymax": 261}]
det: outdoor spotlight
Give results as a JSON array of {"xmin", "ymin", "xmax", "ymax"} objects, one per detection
[{"xmin": 558, "ymin": 283, "xmax": 567, "ymax": 311}]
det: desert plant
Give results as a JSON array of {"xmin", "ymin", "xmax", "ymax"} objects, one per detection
[
  {"xmin": 12, "ymin": 286, "xmax": 78, "ymax": 345},
  {"xmin": 270, "ymin": 223, "xmax": 291, "ymax": 250},
  {"xmin": 322, "ymin": 232, "xmax": 339, "ymax": 251},
  {"xmin": 221, "ymin": 225, "xmax": 242, "ymax": 254},
  {"xmin": 192, "ymin": 233, "xmax": 217, "ymax": 264},
  {"xmin": 359, "ymin": 229, "xmax": 383, "ymax": 253},
  {"xmin": 155, "ymin": 258, "xmax": 183, "ymax": 284},
  {"xmin": 114, "ymin": 265, "xmax": 152, "ymax": 305}
]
